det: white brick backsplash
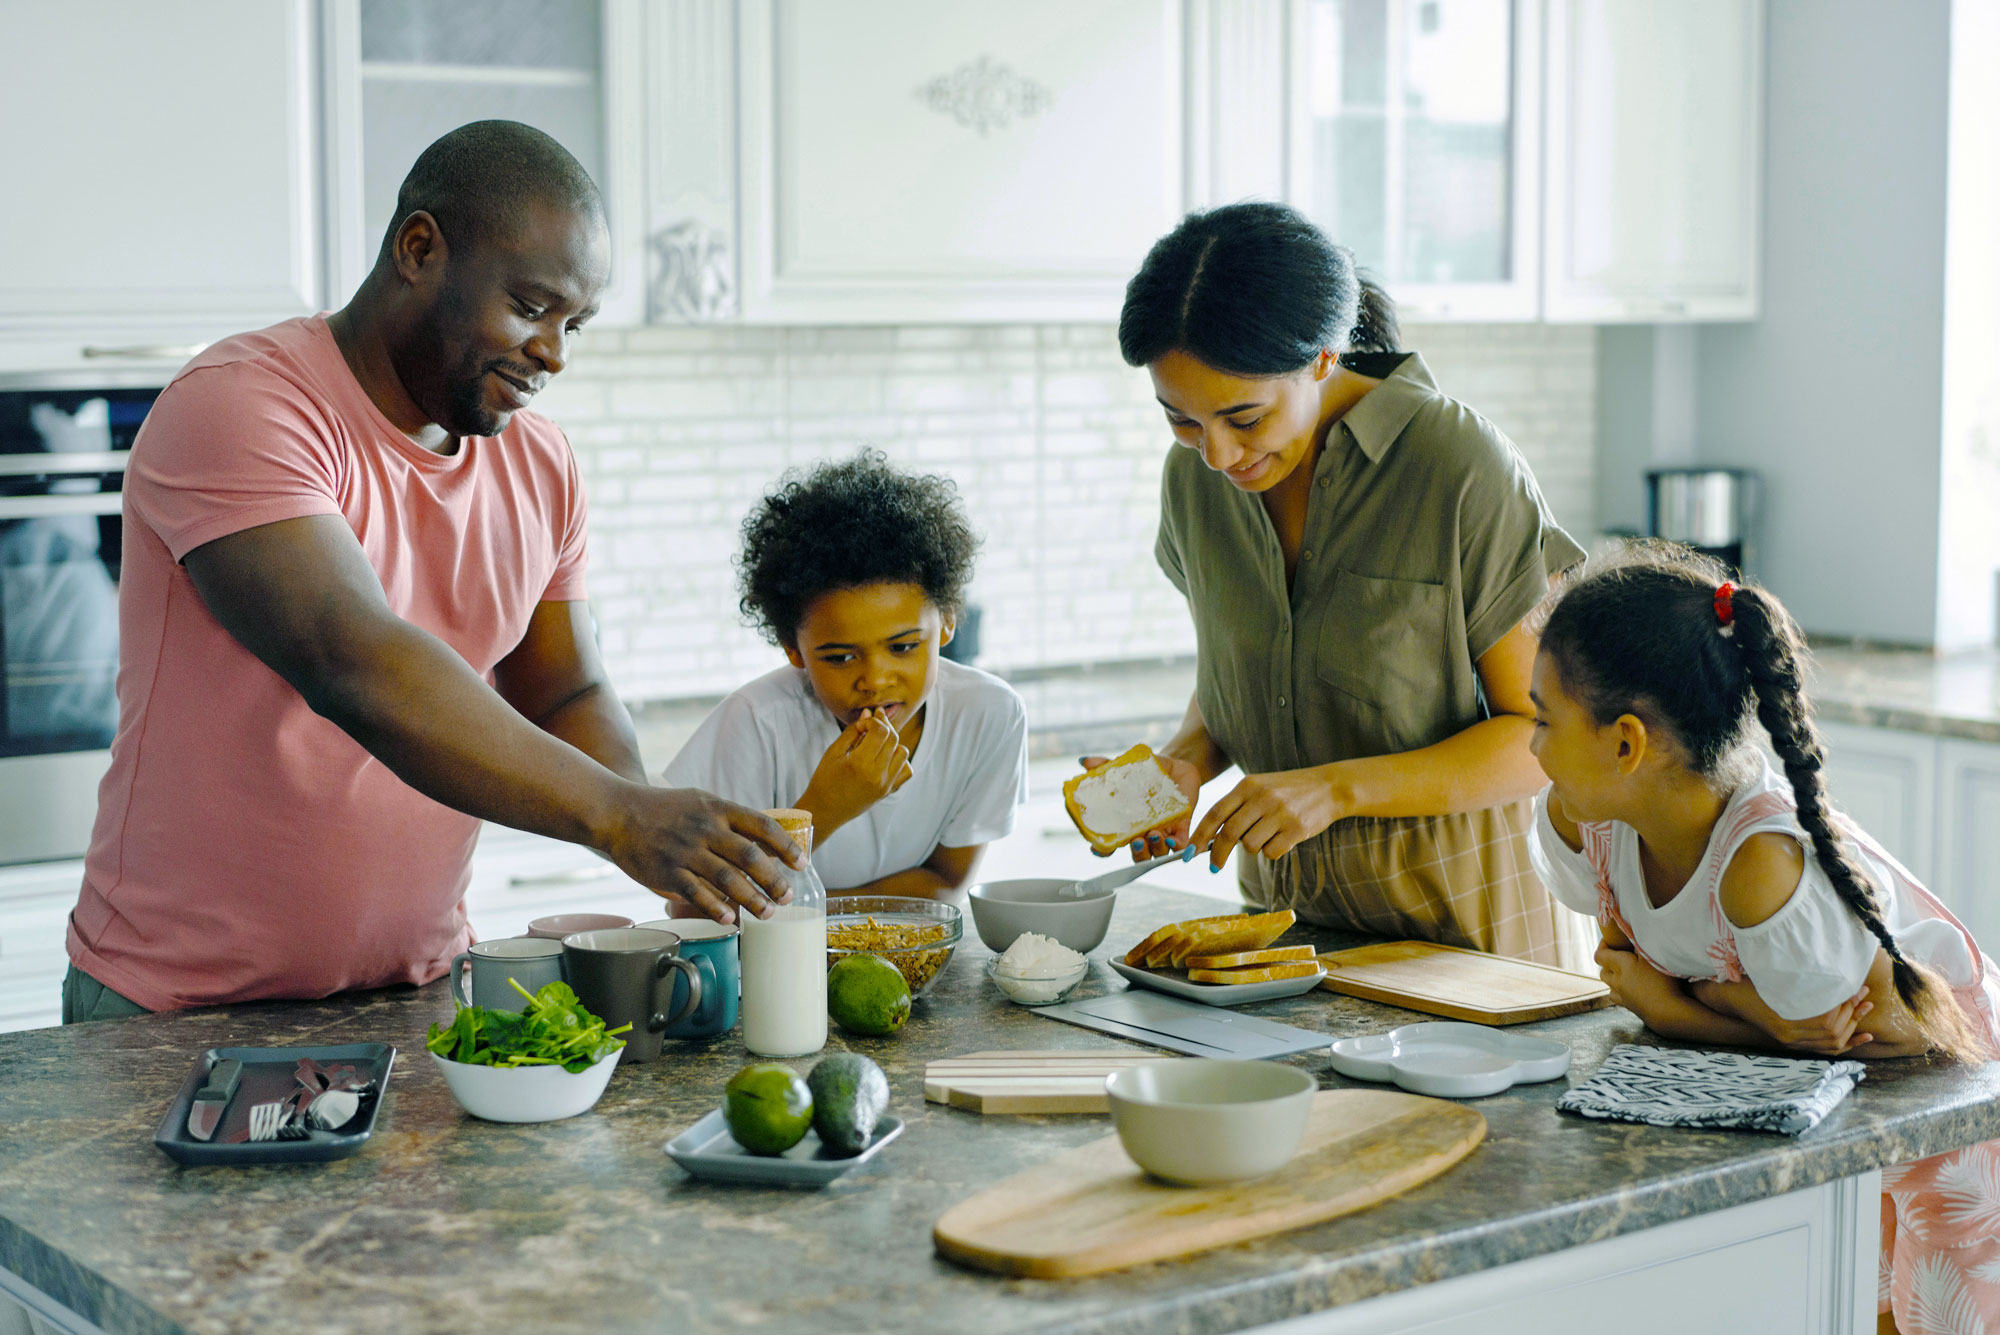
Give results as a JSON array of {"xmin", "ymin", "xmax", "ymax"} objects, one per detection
[{"xmin": 552, "ymin": 323, "xmax": 1595, "ymax": 702}]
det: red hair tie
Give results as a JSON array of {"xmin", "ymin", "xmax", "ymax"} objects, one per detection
[{"xmin": 1714, "ymin": 582, "xmax": 1736, "ymax": 627}]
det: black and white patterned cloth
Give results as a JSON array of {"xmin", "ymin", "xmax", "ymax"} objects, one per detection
[{"xmin": 1556, "ymin": 1044, "xmax": 1866, "ymax": 1136}]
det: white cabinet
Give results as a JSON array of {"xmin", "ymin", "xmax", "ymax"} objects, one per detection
[
  {"xmin": 1937, "ymin": 739, "xmax": 2000, "ymax": 959},
  {"xmin": 1815, "ymin": 721, "xmax": 2000, "ymax": 951},
  {"xmin": 1287, "ymin": 0, "xmax": 1543, "ymax": 321},
  {"xmin": 1819, "ymin": 720, "xmax": 1937, "ymax": 885},
  {"xmin": 1542, "ymin": 0, "xmax": 1764, "ymax": 322},
  {"xmin": 0, "ymin": 861, "xmax": 85, "ymax": 1034},
  {"xmin": 0, "ymin": 0, "xmax": 323, "ymax": 376},
  {"xmin": 724, "ymin": 0, "xmax": 1190, "ymax": 324}
]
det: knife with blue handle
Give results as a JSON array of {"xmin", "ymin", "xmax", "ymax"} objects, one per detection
[{"xmin": 186, "ymin": 1058, "xmax": 241, "ymax": 1141}]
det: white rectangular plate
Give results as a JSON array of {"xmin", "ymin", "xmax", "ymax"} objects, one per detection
[{"xmin": 1108, "ymin": 959, "xmax": 1327, "ymax": 1007}]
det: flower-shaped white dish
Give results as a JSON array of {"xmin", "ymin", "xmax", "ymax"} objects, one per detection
[{"xmin": 1326, "ymin": 1021, "xmax": 1570, "ymax": 1099}]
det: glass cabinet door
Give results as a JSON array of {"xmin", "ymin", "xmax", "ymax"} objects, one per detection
[
  {"xmin": 356, "ymin": 0, "xmax": 605, "ymax": 248},
  {"xmin": 1289, "ymin": 0, "xmax": 1540, "ymax": 321},
  {"xmin": 321, "ymin": 0, "xmax": 643, "ymax": 322}
]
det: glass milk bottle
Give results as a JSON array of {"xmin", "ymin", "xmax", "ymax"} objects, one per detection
[{"xmin": 739, "ymin": 807, "xmax": 827, "ymax": 1057}]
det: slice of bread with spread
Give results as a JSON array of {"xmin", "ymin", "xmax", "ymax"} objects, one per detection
[{"xmin": 1063, "ymin": 745, "xmax": 1193, "ymax": 856}]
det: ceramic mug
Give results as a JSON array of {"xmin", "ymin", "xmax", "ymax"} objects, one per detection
[
  {"xmin": 638, "ymin": 918, "xmax": 739, "ymax": 1040},
  {"xmin": 450, "ymin": 937, "xmax": 567, "ymax": 1010},
  {"xmin": 527, "ymin": 912, "xmax": 634, "ymax": 941},
  {"xmin": 560, "ymin": 928, "xmax": 702, "ymax": 1064}
]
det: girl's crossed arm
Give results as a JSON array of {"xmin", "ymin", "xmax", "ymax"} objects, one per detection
[{"xmin": 1693, "ymin": 832, "xmax": 1922, "ymax": 1058}]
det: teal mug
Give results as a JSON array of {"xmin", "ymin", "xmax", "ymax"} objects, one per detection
[
  {"xmin": 450, "ymin": 936, "xmax": 566, "ymax": 1011},
  {"xmin": 639, "ymin": 918, "xmax": 739, "ymax": 1040}
]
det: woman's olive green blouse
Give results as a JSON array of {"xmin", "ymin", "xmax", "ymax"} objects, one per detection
[{"xmin": 1156, "ymin": 351, "xmax": 1585, "ymax": 780}]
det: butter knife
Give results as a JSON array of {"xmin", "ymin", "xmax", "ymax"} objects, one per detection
[{"xmin": 186, "ymin": 1058, "xmax": 241, "ymax": 1141}]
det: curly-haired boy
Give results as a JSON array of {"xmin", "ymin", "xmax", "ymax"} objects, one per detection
[{"xmin": 664, "ymin": 451, "xmax": 1027, "ymax": 898}]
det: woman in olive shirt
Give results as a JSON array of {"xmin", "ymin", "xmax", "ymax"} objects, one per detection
[{"xmin": 1103, "ymin": 202, "xmax": 1593, "ymax": 968}]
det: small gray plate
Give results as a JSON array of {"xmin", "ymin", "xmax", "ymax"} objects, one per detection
[
  {"xmin": 664, "ymin": 1109, "xmax": 904, "ymax": 1187},
  {"xmin": 154, "ymin": 1042, "xmax": 395, "ymax": 1166}
]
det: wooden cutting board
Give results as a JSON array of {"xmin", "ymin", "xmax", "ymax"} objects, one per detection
[
  {"xmin": 934, "ymin": 1089, "xmax": 1485, "ymax": 1278},
  {"xmin": 1317, "ymin": 940, "xmax": 1611, "ymax": 1024},
  {"xmin": 924, "ymin": 1051, "xmax": 1170, "ymax": 1114}
]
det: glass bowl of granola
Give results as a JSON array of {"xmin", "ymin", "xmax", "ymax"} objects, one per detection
[{"xmin": 825, "ymin": 896, "xmax": 963, "ymax": 1000}]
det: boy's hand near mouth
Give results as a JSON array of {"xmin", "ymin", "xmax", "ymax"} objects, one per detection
[{"xmin": 797, "ymin": 706, "xmax": 914, "ymax": 838}]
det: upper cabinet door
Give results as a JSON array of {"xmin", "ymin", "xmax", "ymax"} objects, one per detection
[
  {"xmin": 0, "ymin": 0, "xmax": 320, "ymax": 372},
  {"xmin": 735, "ymin": 0, "xmax": 1188, "ymax": 324},
  {"xmin": 323, "ymin": 0, "xmax": 647, "ymax": 325},
  {"xmin": 1288, "ymin": 0, "xmax": 1544, "ymax": 323},
  {"xmin": 1543, "ymin": 0, "xmax": 1764, "ymax": 322}
]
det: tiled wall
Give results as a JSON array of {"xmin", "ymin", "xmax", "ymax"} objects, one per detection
[{"xmin": 532, "ymin": 323, "xmax": 1597, "ymax": 703}]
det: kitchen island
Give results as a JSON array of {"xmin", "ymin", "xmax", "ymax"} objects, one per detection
[{"xmin": 4, "ymin": 882, "xmax": 1998, "ymax": 1335}]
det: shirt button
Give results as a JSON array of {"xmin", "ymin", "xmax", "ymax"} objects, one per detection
[
  {"xmin": 1318, "ymin": 476, "xmax": 1330, "ymax": 488},
  {"xmin": 1277, "ymin": 696, "xmax": 1289, "ymax": 708},
  {"xmin": 1302, "ymin": 550, "xmax": 1314, "ymax": 562}
]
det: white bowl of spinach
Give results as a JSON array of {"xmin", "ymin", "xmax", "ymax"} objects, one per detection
[{"xmin": 426, "ymin": 980, "xmax": 629, "ymax": 1123}]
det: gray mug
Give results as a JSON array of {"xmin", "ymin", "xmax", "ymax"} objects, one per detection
[
  {"xmin": 560, "ymin": 928, "xmax": 702, "ymax": 1064},
  {"xmin": 451, "ymin": 937, "xmax": 567, "ymax": 1011},
  {"xmin": 638, "ymin": 918, "xmax": 739, "ymax": 1040}
]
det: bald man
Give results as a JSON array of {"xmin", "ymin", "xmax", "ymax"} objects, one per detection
[{"xmin": 64, "ymin": 121, "xmax": 800, "ymax": 1019}]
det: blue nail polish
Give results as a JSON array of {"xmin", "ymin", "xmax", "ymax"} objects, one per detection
[
  {"xmin": 1165, "ymin": 838, "xmax": 1178, "ymax": 849},
  {"xmin": 1131, "ymin": 839, "xmax": 1143, "ymax": 852},
  {"xmin": 1181, "ymin": 846, "xmax": 1198, "ymax": 862},
  {"xmin": 1208, "ymin": 862, "xmax": 1221, "ymax": 874}
]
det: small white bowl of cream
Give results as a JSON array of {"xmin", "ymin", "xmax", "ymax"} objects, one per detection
[{"xmin": 988, "ymin": 932, "xmax": 1091, "ymax": 1005}]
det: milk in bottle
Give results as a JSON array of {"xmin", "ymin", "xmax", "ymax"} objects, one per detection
[{"xmin": 740, "ymin": 808, "xmax": 827, "ymax": 1057}]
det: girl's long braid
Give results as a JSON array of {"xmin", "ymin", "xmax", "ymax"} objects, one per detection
[{"xmin": 1728, "ymin": 589, "xmax": 1990, "ymax": 1062}]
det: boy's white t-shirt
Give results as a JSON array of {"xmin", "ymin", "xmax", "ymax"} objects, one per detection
[{"xmin": 662, "ymin": 659, "xmax": 1029, "ymax": 890}]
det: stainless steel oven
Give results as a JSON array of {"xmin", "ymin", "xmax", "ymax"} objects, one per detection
[{"xmin": 0, "ymin": 372, "xmax": 164, "ymax": 864}]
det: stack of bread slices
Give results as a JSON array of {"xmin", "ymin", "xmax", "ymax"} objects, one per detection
[{"xmin": 1121, "ymin": 910, "xmax": 1318, "ymax": 984}]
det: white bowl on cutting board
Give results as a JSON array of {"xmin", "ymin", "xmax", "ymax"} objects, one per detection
[{"xmin": 1104, "ymin": 1058, "xmax": 1316, "ymax": 1186}]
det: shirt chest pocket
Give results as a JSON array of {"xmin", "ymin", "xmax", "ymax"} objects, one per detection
[{"xmin": 1314, "ymin": 569, "xmax": 1451, "ymax": 708}]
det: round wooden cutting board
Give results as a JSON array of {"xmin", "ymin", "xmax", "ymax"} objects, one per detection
[{"xmin": 933, "ymin": 1088, "xmax": 1487, "ymax": 1279}]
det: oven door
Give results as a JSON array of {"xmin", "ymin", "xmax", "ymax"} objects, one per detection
[{"xmin": 0, "ymin": 390, "xmax": 145, "ymax": 864}]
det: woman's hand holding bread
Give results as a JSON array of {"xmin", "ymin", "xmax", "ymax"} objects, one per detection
[
  {"xmin": 1076, "ymin": 748, "xmax": 1203, "ymax": 859},
  {"xmin": 797, "ymin": 708, "xmax": 912, "ymax": 838},
  {"xmin": 1191, "ymin": 764, "xmax": 1350, "ymax": 871}
]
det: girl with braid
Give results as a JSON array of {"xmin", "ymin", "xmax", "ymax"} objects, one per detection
[{"xmin": 1525, "ymin": 542, "xmax": 1999, "ymax": 1335}]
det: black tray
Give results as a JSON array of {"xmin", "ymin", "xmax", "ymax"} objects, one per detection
[{"xmin": 153, "ymin": 1042, "xmax": 396, "ymax": 1166}]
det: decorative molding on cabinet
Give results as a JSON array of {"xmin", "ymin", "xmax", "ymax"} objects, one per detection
[
  {"xmin": 648, "ymin": 220, "xmax": 737, "ymax": 322},
  {"xmin": 735, "ymin": 0, "xmax": 1187, "ymax": 324},
  {"xmin": 913, "ymin": 55, "xmax": 1053, "ymax": 135},
  {"xmin": 643, "ymin": 0, "xmax": 742, "ymax": 327}
]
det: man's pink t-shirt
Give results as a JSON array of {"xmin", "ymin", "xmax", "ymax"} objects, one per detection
[{"xmin": 69, "ymin": 315, "xmax": 589, "ymax": 1011}]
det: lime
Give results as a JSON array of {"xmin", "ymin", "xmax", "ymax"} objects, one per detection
[
  {"xmin": 723, "ymin": 1062, "xmax": 813, "ymax": 1155},
  {"xmin": 827, "ymin": 953, "xmax": 912, "ymax": 1036}
]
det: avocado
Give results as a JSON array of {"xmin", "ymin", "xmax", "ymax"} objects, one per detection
[{"xmin": 806, "ymin": 1053, "xmax": 890, "ymax": 1157}]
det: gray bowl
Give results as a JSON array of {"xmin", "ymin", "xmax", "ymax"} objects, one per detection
[{"xmin": 965, "ymin": 877, "xmax": 1117, "ymax": 954}]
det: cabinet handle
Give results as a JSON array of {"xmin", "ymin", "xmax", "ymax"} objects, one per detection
[
  {"xmin": 80, "ymin": 343, "xmax": 207, "ymax": 360},
  {"xmin": 507, "ymin": 864, "xmax": 620, "ymax": 888}
]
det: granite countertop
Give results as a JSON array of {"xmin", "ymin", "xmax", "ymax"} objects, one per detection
[
  {"xmin": 7, "ymin": 882, "xmax": 2000, "ymax": 1335},
  {"xmin": 1807, "ymin": 643, "xmax": 2000, "ymax": 744}
]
